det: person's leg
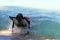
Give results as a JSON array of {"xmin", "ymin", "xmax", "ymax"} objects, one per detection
[
  {"xmin": 24, "ymin": 21, "xmax": 30, "ymax": 35},
  {"xmin": 27, "ymin": 21, "xmax": 30, "ymax": 34},
  {"xmin": 25, "ymin": 24, "xmax": 30, "ymax": 35}
]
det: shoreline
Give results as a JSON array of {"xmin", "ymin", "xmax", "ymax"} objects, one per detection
[
  {"xmin": 0, "ymin": 30, "xmax": 59, "ymax": 40},
  {"xmin": 0, "ymin": 30, "xmax": 11, "ymax": 36}
]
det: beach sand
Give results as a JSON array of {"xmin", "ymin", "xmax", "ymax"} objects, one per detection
[{"xmin": 0, "ymin": 30, "xmax": 59, "ymax": 40}]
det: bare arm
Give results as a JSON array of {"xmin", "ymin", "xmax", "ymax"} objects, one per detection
[
  {"xmin": 9, "ymin": 16, "xmax": 15, "ymax": 32},
  {"xmin": 24, "ymin": 17, "xmax": 31, "ymax": 29},
  {"xmin": 12, "ymin": 22, "xmax": 14, "ymax": 32},
  {"xmin": 9, "ymin": 16, "xmax": 15, "ymax": 20}
]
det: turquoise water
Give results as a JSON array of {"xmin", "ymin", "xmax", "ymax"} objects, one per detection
[{"xmin": 0, "ymin": 6, "xmax": 60, "ymax": 38}]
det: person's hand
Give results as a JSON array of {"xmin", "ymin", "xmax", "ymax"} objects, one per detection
[
  {"xmin": 9, "ymin": 16, "xmax": 12, "ymax": 18},
  {"xmin": 12, "ymin": 28, "xmax": 14, "ymax": 32}
]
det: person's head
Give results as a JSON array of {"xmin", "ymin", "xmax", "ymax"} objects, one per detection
[{"xmin": 16, "ymin": 13, "xmax": 23, "ymax": 19}]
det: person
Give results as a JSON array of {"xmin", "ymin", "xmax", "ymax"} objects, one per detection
[{"xmin": 9, "ymin": 13, "xmax": 30, "ymax": 34}]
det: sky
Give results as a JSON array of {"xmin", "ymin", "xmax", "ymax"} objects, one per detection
[{"xmin": 0, "ymin": 0, "xmax": 60, "ymax": 10}]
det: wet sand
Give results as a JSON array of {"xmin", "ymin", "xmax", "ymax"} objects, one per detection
[{"xmin": 0, "ymin": 30, "xmax": 59, "ymax": 40}]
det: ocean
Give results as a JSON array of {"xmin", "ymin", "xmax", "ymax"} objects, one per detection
[{"xmin": 0, "ymin": 6, "xmax": 60, "ymax": 39}]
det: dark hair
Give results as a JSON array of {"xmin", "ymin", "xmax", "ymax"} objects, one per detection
[{"xmin": 16, "ymin": 13, "xmax": 23, "ymax": 19}]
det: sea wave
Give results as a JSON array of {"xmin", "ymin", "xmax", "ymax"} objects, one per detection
[{"xmin": 0, "ymin": 6, "xmax": 60, "ymax": 38}]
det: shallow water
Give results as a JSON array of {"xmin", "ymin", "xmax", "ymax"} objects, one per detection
[{"xmin": 0, "ymin": 6, "xmax": 60, "ymax": 39}]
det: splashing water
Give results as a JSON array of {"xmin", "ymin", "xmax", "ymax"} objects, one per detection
[{"xmin": 7, "ymin": 22, "xmax": 12, "ymax": 33}]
